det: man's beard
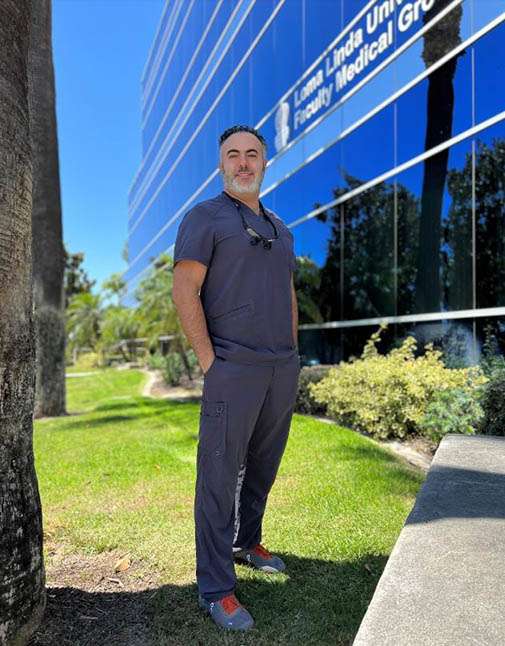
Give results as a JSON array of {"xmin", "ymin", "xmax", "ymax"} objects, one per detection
[{"xmin": 221, "ymin": 168, "xmax": 264, "ymax": 194}]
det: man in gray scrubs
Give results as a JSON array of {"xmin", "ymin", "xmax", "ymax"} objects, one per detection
[{"xmin": 172, "ymin": 125, "xmax": 299, "ymax": 631}]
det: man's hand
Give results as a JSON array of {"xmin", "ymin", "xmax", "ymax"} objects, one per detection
[
  {"xmin": 172, "ymin": 259, "xmax": 216, "ymax": 374},
  {"xmin": 202, "ymin": 355, "xmax": 216, "ymax": 375}
]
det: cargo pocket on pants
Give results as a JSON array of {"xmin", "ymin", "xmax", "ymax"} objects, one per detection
[{"xmin": 199, "ymin": 400, "xmax": 227, "ymax": 458}]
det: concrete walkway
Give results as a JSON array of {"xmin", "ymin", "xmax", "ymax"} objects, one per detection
[
  {"xmin": 66, "ymin": 371, "xmax": 100, "ymax": 378},
  {"xmin": 354, "ymin": 434, "xmax": 505, "ymax": 646}
]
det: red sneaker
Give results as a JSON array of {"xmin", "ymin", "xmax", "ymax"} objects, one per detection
[{"xmin": 233, "ymin": 543, "xmax": 286, "ymax": 573}]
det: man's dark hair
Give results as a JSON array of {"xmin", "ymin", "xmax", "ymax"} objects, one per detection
[{"xmin": 219, "ymin": 125, "xmax": 267, "ymax": 152}]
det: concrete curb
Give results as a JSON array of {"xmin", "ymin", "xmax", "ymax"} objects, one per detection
[{"xmin": 353, "ymin": 434, "xmax": 505, "ymax": 645}]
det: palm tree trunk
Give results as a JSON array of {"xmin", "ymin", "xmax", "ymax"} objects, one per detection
[
  {"xmin": 0, "ymin": 2, "xmax": 46, "ymax": 644},
  {"xmin": 29, "ymin": 0, "xmax": 66, "ymax": 418}
]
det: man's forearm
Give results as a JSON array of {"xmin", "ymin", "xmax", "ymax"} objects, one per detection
[{"xmin": 174, "ymin": 292, "xmax": 215, "ymax": 371}]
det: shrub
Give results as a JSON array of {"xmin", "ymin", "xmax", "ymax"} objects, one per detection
[
  {"xmin": 147, "ymin": 349, "xmax": 198, "ymax": 381},
  {"xmin": 161, "ymin": 352, "xmax": 184, "ymax": 386},
  {"xmin": 146, "ymin": 351, "xmax": 165, "ymax": 370},
  {"xmin": 309, "ymin": 324, "xmax": 487, "ymax": 440},
  {"xmin": 478, "ymin": 369, "xmax": 505, "ymax": 436},
  {"xmin": 418, "ymin": 387, "xmax": 484, "ymax": 443},
  {"xmin": 70, "ymin": 351, "xmax": 101, "ymax": 371},
  {"xmin": 186, "ymin": 348, "xmax": 199, "ymax": 373},
  {"xmin": 480, "ymin": 324, "xmax": 505, "ymax": 377},
  {"xmin": 295, "ymin": 365, "xmax": 332, "ymax": 415}
]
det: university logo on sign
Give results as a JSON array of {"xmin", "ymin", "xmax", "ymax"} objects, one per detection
[{"xmin": 274, "ymin": 101, "xmax": 290, "ymax": 152}]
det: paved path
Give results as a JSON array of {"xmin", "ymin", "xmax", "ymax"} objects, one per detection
[{"xmin": 66, "ymin": 372, "xmax": 100, "ymax": 378}]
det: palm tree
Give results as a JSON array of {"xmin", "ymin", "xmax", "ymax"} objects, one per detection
[
  {"xmin": 102, "ymin": 272, "xmax": 127, "ymax": 307},
  {"xmin": 29, "ymin": 0, "xmax": 66, "ymax": 418},
  {"xmin": 136, "ymin": 253, "xmax": 193, "ymax": 377},
  {"xmin": 66, "ymin": 292, "xmax": 102, "ymax": 354},
  {"xmin": 98, "ymin": 306, "xmax": 142, "ymax": 362},
  {"xmin": 0, "ymin": 1, "xmax": 46, "ymax": 642}
]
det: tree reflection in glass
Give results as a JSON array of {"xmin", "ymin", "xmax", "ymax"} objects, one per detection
[{"xmin": 415, "ymin": 0, "xmax": 463, "ymax": 312}]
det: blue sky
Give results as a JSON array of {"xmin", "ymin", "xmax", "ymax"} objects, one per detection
[{"xmin": 53, "ymin": 0, "xmax": 164, "ymax": 291}]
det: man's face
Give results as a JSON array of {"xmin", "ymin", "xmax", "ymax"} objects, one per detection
[{"xmin": 219, "ymin": 132, "xmax": 267, "ymax": 196}]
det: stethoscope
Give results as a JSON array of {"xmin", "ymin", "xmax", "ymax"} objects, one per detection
[{"xmin": 222, "ymin": 190, "xmax": 279, "ymax": 250}]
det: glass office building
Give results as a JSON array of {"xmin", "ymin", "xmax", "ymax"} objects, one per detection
[{"xmin": 126, "ymin": 0, "xmax": 505, "ymax": 365}]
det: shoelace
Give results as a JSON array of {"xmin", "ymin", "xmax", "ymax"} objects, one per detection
[
  {"xmin": 220, "ymin": 594, "xmax": 241, "ymax": 615},
  {"xmin": 252, "ymin": 544, "xmax": 273, "ymax": 559}
]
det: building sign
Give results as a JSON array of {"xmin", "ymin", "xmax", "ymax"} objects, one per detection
[{"xmin": 274, "ymin": 0, "xmax": 440, "ymax": 152}]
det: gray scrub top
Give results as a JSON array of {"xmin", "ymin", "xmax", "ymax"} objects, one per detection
[{"xmin": 174, "ymin": 191, "xmax": 297, "ymax": 366}]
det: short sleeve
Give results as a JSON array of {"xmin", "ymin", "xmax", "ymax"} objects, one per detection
[{"xmin": 174, "ymin": 205, "xmax": 215, "ymax": 268}]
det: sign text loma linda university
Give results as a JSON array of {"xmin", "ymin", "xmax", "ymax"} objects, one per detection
[{"xmin": 292, "ymin": 0, "xmax": 437, "ymax": 131}]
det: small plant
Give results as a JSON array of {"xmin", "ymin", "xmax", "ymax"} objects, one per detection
[
  {"xmin": 478, "ymin": 369, "xmax": 505, "ymax": 436},
  {"xmin": 70, "ymin": 351, "xmax": 101, "ymax": 371},
  {"xmin": 480, "ymin": 324, "xmax": 505, "ymax": 377},
  {"xmin": 146, "ymin": 351, "xmax": 165, "ymax": 370},
  {"xmin": 185, "ymin": 348, "xmax": 199, "ymax": 373},
  {"xmin": 418, "ymin": 386, "xmax": 484, "ymax": 442},
  {"xmin": 161, "ymin": 352, "xmax": 184, "ymax": 386},
  {"xmin": 295, "ymin": 365, "xmax": 332, "ymax": 415}
]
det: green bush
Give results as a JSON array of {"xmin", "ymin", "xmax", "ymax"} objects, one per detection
[
  {"xmin": 147, "ymin": 349, "xmax": 198, "ymax": 383},
  {"xmin": 161, "ymin": 352, "xmax": 185, "ymax": 387},
  {"xmin": 480, "ymin": 325, "xmax": 505, "ymax": 377},
  {"xmin": 478, "ymin": 369, "xmax": 505, "ymax": 436},
  {"xmin": 70, "ymin": 351, "xmax": 101, "ymax": 371},
  {"xmin": 418, "ymin": 387, "xmax": 484, "ymax": 443},
  {"xmin": 146, "ymin": 351, "xmax": 165, "ymax": 370},
  {"xmin": 295, "ymin": 365, "xmax": 332, "ymax": 415},
  {"xmin": 185, "ymin": 348, "xmax": 199, "ymax": 373},
  {"xmin": 309, "ymin": 324, "xmax": 487, "ymax": 440}
]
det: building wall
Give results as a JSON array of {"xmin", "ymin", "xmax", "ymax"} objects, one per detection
[{"xmin": 127, "ymin": 0, "xmax": 505, "ymax": 365}]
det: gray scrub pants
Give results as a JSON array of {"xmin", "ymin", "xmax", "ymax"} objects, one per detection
[{"xmin": 195, "ymin": 353, "xmax": 300, "ymax": 601}]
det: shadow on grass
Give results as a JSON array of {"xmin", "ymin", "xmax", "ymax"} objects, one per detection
[
  {"xmin": 94, "ymin": 399, "xmax": 199, "ymax": 414},
  {"xmin": 53, "ymin": 399, "xmax": 200, "ymax": 432},
  {"xmin": 31, "ymin": 554, "xmax": 386, "ymax": 646},
  {"xmin": 334, "ymin": 442, "xmax": 410, "ymax": 464}
]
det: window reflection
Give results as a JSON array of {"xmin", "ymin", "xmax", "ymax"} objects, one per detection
[
  {"xmin": 298, "ymin": 328, "xmax": 343, "ymax": 366},
  {"xmin": 393, "ymin": 319, "xmax": 477, "ymax": 367},
  {"xmin": 396, "ymin": 48, "xmax": 471, "ymax": 165},
  {"xmin": 290, "ymin": 215, "xmax": 342, "ymax": 325},
  {"xmin": 474, "ymin": 20, "xmax": 505, "ymax": 124},
  {"xmin": 397, "ymin": 140, "xmax": 473, "ymax": 316},
  {"xmin": 342, "ymin": 181, "xmax": 395, "ymax": 320},
  {"xmin": 475, "ymin": 122, "xmax": 505, "ymax": 309}
]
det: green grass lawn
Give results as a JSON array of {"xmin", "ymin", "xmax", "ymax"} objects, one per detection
[{"xmin": 34, "ymin": 368, "xmax": 424, "ymax": 645}]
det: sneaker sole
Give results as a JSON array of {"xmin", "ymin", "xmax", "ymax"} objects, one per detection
[
  {"xmin": 234, "ymin": 557, "xmax": 284, "ymax": 573},
  {"xmin": 198, "ymin": 598, "xmax": 254, "ymax": 631},
  {"xmin": 258, "ymin": 564, "xmax": 284, "ymax": 573}
]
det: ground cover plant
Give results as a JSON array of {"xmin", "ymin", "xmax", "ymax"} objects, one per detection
[{"xmin": 32, "ymin": 368, "xmax": 424, "ymax": 645}]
